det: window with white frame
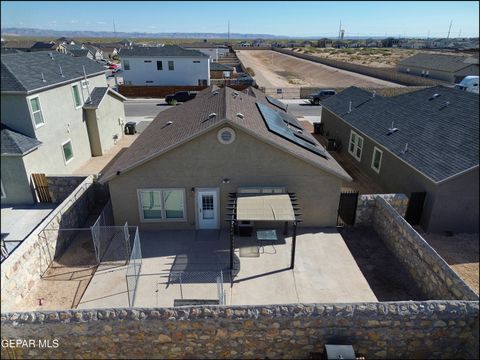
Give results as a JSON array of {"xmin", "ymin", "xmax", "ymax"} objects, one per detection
[
  {"xmin": 371, "ymin": 147, "xmax": 383, "ymax": 173},
  {"xmin": 157, "ymin": 61, "xmax": 163, "ymax": 70},
  {"xmin": 29, "ymin": 96, "xmax": 45, "ymax": 127},
  {"xmin": 138, "ymin": 189, "xmax": 186, "ymax": 221},
  {"xmin": 61, "ymin": 140, "xmax": 74, "ymax": 164},
  {"xmin": 168, "ymin": 61, "xmax": 174, "ymax": 71},
  {"xmin": 1, "ymin": 179, "xmax": 6, "ymax": 199},
  {"xmin": 348, "ymin": 131, "xmax": 364, "ymax": 161},
  {"xmin": 71, "ymin": 84, "xmax": 82, "ymax": 108}
]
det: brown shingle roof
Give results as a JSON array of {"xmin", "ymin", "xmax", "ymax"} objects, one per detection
[{"xmin": 99, "ymin": 86, "xmax": 351, "ymax": 183}]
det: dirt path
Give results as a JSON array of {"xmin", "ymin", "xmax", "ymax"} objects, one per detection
[{"xmin": 236, "ymin": 50, "xmax": 403, "ymax": 89}]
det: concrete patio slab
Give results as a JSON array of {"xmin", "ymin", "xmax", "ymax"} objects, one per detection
[
  {"xmin": 78, "ymin": 227, "xmax": 377, "ymax": 308},
  {"xmin": 1, "ymin": 203, "xmax": 56, "ymax": 241}
]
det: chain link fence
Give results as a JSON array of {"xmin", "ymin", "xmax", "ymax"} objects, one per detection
[{"xmin": 126, "ymin": 227, "xmax": 142, "ymax": 307}]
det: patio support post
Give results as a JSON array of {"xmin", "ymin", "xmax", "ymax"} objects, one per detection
[
  {"xmin": 283, "ymin": 221, "xmax": 288, "ymax": 235},
  {"xmin": 290, "ymin": 221, "xmax": 297, "ymax": 269},
  {"xmin": 230, "ymin": 220, "xmax": 235, "ymax": 270}
]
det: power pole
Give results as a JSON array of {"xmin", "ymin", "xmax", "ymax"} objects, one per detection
[
  {"xmin": 338, "ymin": 20, "xmax": 342, "ymax": 40},
  {"xmin": 447, "ymin": 20, "xmax": 452, "ymax": 39},
  {"xmin": 113, "ymin": 18, "xmax": 116, "ymax": 38},
  {"xmin": 228, "ymin": 20, "xmax": 230, "ymax": 44}
]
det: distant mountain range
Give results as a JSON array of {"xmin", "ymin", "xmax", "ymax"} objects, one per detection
[{"xmin": 1, "ymin": 27, "xmax": 288, "ymax": 39}]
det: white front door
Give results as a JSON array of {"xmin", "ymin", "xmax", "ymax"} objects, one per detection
[{"xmin": 197, "ymin": 189, "xmax": 219, "ymax": 229}]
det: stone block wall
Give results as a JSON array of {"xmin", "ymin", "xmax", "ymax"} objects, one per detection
[
  {"xmin": 1, "ymin": 302, "xmax": 478, "ymax": 359},
  {"xmin": 0, "ymin": 176, "xmax": 102, "ymax": 311},
  {"xmin": 372, "ymin": 196, "xmax": 478, "ymax": 301},
  {"xmin": 355, "ymin": 193, "xmax": 408, "ymax": 227},
  {"xmin": 46, "ymin": 176, "xmax": 87, "ymax": 204}
]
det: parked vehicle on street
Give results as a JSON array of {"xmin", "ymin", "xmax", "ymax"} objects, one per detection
[
  {"xmin": 455, "ymin": 75, "xmax": 479, "ymax": 94},
  {"xmin": 165, "ymin": 91, "xmax": 197, "ymax": 105},
  {"xmin": 108, "ymin": 63, "xmax": 119, "ymax": 70},
  {"xmin": 308, "ymin": 89, "xmax": 337, "ymax": 105}
]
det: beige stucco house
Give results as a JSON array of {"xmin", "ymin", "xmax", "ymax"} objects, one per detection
[
  {"xmin": 1, "ymin": 52, "xmax": 126, "ymax": 205},
  {"xmin": 99, "ymin": 86, "xmax": 351, "ymax": 230}
]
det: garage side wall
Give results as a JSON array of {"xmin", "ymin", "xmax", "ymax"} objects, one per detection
[{"xmin": 108, "ymin": 125, "xmax": 343, "ymax": 229}]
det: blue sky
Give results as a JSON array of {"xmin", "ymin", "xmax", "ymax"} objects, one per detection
[{"xmin": 1, "ymin": 1, "xmax": 479, "ymax": 37}]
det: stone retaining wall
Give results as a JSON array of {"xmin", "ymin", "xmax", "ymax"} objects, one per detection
[
  {"xmin": 0, "ymin": 176, "xmax": 101, "ymax": 311},
  {"xmin": 46, "ymin": 176, "xmax": 86, "ymax": 204},
  {"xmin": 372, "ymin": 196, "xmax": 478, "ymax": 301},
  {"xmin": 355, "ymin": 193, "xmax": 408, "ymax": 227},
  {"xmin": 1, "ymin": 301, "xmax": 478, "ymax": 359}
]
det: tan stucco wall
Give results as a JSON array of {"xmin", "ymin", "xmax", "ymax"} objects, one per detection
[
  {"xmin": 94, "ymin": 94, "xmax": 125, "ymax": 155},
  {"xmin": 108, "ymin": 124, "xmax": 343, "ymax": 229}
]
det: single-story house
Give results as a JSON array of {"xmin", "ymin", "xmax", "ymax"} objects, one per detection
[
  {"xmin": 397, "ymin": 53, "xmax": 479, "ymax": 83},
  {"xmin": 99, "ymin": 86, "xmax": 351, "ymax": 230},
  {"xmin": 30, "ymin": 41, "xmax": 58, "ymax": 52},
  {"xmin": 83, "ymin": 44, "xmax": 104, "ymax": 60},
  {"xmin": 210, "ymin": 62, "xmax": 235, "ymax": 79},
  {"xmin": 182, "ymin": 41, "xmax": 230, "ymax": 62},
  {"xmin": 321, "ymin": 86, "xmax": 479, "ymax": 233},
  {"xmin": 120, "ymin": 45, "xmax": 210, "ymax": 86}
]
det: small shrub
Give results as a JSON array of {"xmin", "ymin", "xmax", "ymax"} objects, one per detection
[{"xmin": 169, "ymin": 99, "xmax": 177, "ymax": 106}]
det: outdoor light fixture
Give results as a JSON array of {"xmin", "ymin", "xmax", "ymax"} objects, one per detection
[
  {"xmin": 222, "ymin": 178, "xmax": 230, "ymax": 184},
  {"xmin": 191, "ymin": 187, "xmax": 195, "ymax": 193}
]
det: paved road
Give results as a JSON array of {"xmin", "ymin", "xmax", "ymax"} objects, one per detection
[
  {"xmin": 281, "ymin": 99, "xmax": 323, "ymax": 118},
  {"xmin": 124, "ymin": 99, "xmax": 173, "ymax": 123}
]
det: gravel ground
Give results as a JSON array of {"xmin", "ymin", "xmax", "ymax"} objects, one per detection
[{"xmin": 418, "ymin": 230, "xmax": 479, "ymax": 294}]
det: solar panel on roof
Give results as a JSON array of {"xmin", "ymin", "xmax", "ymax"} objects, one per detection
[
  {"xmin": 256, "ymin": 102, "xmax": 327, "ymax": 159},
  {"xmin": 278, "ymin": 111, "xmax": 303, "ymax": 130},
  {"xmin": 266, "ymin": 95, "xmax": 288, "ymax": 111}
]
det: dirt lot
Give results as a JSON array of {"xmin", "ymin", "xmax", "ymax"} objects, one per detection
[
  {"xmin": 236, "ymin": 50, "xmax": 402, "ymax": 89},
  {"xmin": 290, "ymin": 47, "xmax": 476, "ymax": 68},
  {"xmin": 419, "ymin": 231, "xmax": 479, "ymax": 294}
]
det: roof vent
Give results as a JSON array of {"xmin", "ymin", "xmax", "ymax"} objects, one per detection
[
  {"xmin": 429, "ymin": 93, "xmax": 440, "ymax": 100},
  {"xmin": 41, "ymin": 72, "xmax": 46, "ymax": 82},
  {"xmin": 59, "ymin": 65, "xmax": 64, "ymax": 77},
  {"xmin": 348, "ymin": 101, "xmax": 352, "ymax": 113},
  {"xmin": 212, "ymin": 91, "xmax": 219, "ymax": 95},
  {"xmin": 236, "ymin": 112, "xmax": 244, "ymax": 119},
  {"xmin": 232, "ymin": 91, "xmax": 239, "ymax": 97},
  {"xmin": 387, "ymin": 121, "xmax": 398, "ymax": 135},
  {"xmin": 372, "ymin": 90, "xmax": 376, "ymax": 98},
  {"xmin": 401, "ymin": 143, "xmax": 409, "ymax": 154},
  {"xmin": 208, "ymin": 112, "xmax": 217, "ymax": 119},
  {"xmin": 49, "ymin": 52, "xmax": 54, "ymax": 60},
  {"xmin": 161, "ymin": 121, "xmax": 173, "ymax": 129}
]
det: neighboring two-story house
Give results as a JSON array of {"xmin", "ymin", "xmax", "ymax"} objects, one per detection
[
  {"xmin": 1, "ymin": 52, "xmax": 126, "ymax": 205},
  {"xmin": 120, "ymin": 45, "xmax": 210, "ymax": 86}
]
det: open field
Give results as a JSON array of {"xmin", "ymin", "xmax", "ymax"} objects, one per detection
[
  {"xmin": 289, "ymin": 47, "xmax": 477, "ymax": 68},
  {"xmin": 236, "ymin": 50, "xmax": 402, "ymax": 88}
]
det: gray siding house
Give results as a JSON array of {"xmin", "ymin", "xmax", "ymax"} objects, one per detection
[
  {"xmin": 321, "ymin": 86, "xmax": 479, "ymax": 233},
  {"xmin": 99, "ymin": 86, "xmax": 351, "ymax": 230},
  {"xmin": 1, "ymin": 52, "xmax": 126, "ymax": 205},
  {"xmin": 397, "ymin": 53, "xmax": 479, "ymax": 83}
]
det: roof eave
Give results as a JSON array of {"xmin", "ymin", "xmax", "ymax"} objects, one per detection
[{"xmin": 98, "ymin": 118, "xmax": 230, "ymax": 184}]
